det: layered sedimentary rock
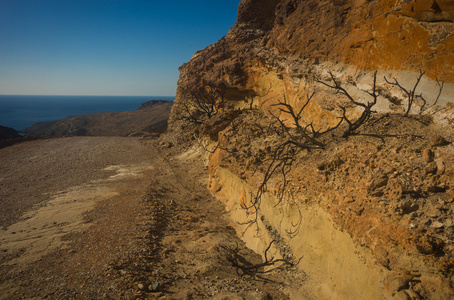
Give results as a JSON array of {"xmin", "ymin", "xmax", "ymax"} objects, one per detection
[
  {"xmin": 170, "ymin": 0, "xmax": 454, "ymax": 299},
  {"xmin": 171, "ymin": 0, "xmax": 454, "ymax": 128}
]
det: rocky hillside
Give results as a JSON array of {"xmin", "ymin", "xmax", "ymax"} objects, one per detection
[
  {"xmin": 24, "ymin": 100, "xmax": 173, "ymax": 137},
  {"xmin": 171, "ymin": 0, "xmax": 454, "ymax": 129},
  {"xmin": 168, "ymin": 0, "xmax": 454, "ymax": 299}
]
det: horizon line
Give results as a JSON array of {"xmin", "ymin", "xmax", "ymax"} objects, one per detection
[{"xmin": 0, "ymin": 94, "xmax": 176, "ymax": 97}]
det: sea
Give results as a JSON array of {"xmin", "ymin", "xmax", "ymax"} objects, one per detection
[{"xmin": 0, "ymin": 95, "xmax": 175, "ymax": 131}]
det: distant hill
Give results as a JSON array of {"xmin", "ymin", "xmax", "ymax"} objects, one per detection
[
  {"xmin": 24, "ymin": 100, "xmax": 173, "ymax": 137},
  {"xmin": 0, "ymin": 125, "xmax": 21, "ymax": 140},
  {"xmin": 138, "ymin": 100, "xmax": 170, "ymax": 110}
]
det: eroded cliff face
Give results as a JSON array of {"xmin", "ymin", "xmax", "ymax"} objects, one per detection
[
  {"xmin": 181, "ymin": 0, "xmax": 454, "ymax": 82},
  {"xmin": 169, "ymin": 0, "xmax": 454, "ymax": 299},
  {"xmin": 171, "ymin": 0, "xmax": 454, "ymax": 129},
  {"xmin": 266, "ymin": 0, "xmax": 454, "ymax": 79},
  {"xmin": 201, "ymin": 110, "xmax": 454, "ymax": 299}
]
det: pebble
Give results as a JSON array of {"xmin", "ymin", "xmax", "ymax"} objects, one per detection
[
  {"xmin": 431, "ymin": 221, "xmax": 444, "ymax": 229},
  {"xmin": 424, "ymin": 162, "xmax": 438, "ymax": 175},
  {"xmin": 420, "ymin": 218, "xmax": 431, "ymax": 226},
  {"xmin": 429, "ymin": 135, "xmax": 449, "ymax": 147},
  {"xmin": 150, "ymin": 282, "xmax": 161, "ymax": 292},
  {"xmin": 435, "ymin": 158, "xmax": 445, "ymax": 174},
  {"xmin": 422, "ymin": 149, "xmax": 434, "ymax": 162}
]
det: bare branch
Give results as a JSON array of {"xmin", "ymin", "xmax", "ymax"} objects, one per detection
[
  {"xmin": 384, "ymin": 70, "xmax": 425, "ymax": 115},
  {"xmin": 317, "ymin": 71, "xmax": 378, "ymax": 137},
  {"xmin": 270, "ymin": 94, "xmax": 326, "ymax": 149},
  {"xmin": 421, "ymin": 78, "xmax": 445, "ymax": 113},
  {"xmin": 176, "ymin": 85, "xmax": 223, "ymax": 124},
  {"xmin": 433, "ymin": 79, "xmax": 444, "ymax": 107},
  {"xmin": 220, "ymin": 240, "xmax": 299, "ymax": 278}
]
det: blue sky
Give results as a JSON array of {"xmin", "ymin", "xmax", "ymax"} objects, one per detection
[{"xmin": 0, "ymin": 0, "xmax": 240, "ymax": 96}]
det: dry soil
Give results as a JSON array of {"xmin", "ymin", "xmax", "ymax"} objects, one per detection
[{"xmin": 0, "ymin": 136, "xmax": 303, "ymax": 299}]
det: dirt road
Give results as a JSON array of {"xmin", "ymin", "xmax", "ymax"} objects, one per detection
[{"xmin": 0, "ymin": 137, "xmax": 303, "ymax": 299}]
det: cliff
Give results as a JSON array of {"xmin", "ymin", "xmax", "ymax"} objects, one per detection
[
  {"xmin": 171, "ymin": 0, "xmax": 454, "ymax": 130},
  {"xmin": 169, "ymin": 0, "xmax": 454, "ymax": 299}
]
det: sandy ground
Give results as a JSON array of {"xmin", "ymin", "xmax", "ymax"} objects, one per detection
[{"xmin": 0, "ymin": 137, "xmax": 304, "ymax": 299}]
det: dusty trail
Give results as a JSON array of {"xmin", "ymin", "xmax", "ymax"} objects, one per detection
[
  {"xmin": 0, "ymin": 136, "xmax": 156, "ymax": 228},
  {"xmin": 0, "ymin": 137, "xmax": 302, "ymax": 299}
]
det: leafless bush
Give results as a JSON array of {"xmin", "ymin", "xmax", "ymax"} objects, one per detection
[
  {"xmin": 270, "ymin": 92, "xmax": 343, "ymax": 148},
  {"xmin": 316, "ymin": 71, "xmax": 378, "ymax": 137},
  {"xmin": 237, "ymin": 72, "xmax": 379, "ymax": 236},
  {"xmin": 220, "ymin": 240, "xmax": 298, "ymax": 279},
  {"xmin": 176, "ymin": 85, "xmax": 223, "ymax": 124},
  {"xmin": 384, "ymin": 70, "xmax": 444, "ymax": 114},
  {"xmin": 238, "ymin": 103, "xmax": 317, "ymax": 236},
  {"xmin": 238, "ymin": 140, "xmax": 298, "ymax": 235}
]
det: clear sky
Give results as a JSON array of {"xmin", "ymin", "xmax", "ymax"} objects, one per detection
[{"xmin": 0, "ymin": 0, "xmax": 241, "ymax": 96}]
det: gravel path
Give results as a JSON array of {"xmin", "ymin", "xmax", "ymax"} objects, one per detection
[{"xmin": 0, "ymin": 136, "xmax": 155, "ymax": 228}]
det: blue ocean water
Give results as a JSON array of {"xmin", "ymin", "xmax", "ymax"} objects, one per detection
[{"xmin": 0, "ymin": 95, "xmax": 175, "ymax": 131}]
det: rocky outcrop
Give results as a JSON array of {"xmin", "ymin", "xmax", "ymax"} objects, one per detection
[
  {"xmin": 24, "ymin": 100, "xmax": 173, "ymax": 137},
  {"xmin": 169, "ymin": 0, "xmax": 454, "ymax": 299},
  {"xmin": 171, "ymin": 0, "xmax": 454, "ymax": 130}
]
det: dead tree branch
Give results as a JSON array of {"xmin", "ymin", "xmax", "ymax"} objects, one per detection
[
  {"xmin": 221, "ymin": 240, "xmax": 298, "ymax": 278},
  {"xmin": 237, "ymin": 144, "xmax": 295, "ymax": 238},
  {"xmin": 316, "ymin": 71, "xmax": 378, "ymax": 137},
  {"xmin": 418, "ymin": 78, "xmax": 444, "ymax": 113},
  {"xmin": 283, "ymin": 193, "xmax": 303, "ymax": 238},
  {"xmin": 177, "ymin": 85, "xmax": 223, "ymax": 124},
  {"xmin": 239, "ymin": 140, "xmax": 297, "ymax": 234},
  {"xmin": 384, "ymin": 70, "xmax": 424, "ymax": 115},
  {"xmin": 269, "ymin": 92, "xmax": 341, "ymax": 149},
  {"xmin": 239, "ymin": 92, "xmax": 336, "ymax": 235}
]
